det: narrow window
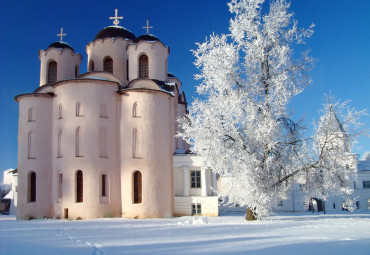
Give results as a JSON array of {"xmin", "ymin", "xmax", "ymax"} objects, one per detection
[
  {"xmin": 47, "ymin": 61, "xmax": 57, "ymax": 84},
  {"xmin": 76, "ymin": 170, "xmax": 83, "ymax": 203},
  {"xmin": 57, "ymin": 129, "xmax": 62, "ymax": 158},
  {"xmin": 76, "ymin": 102, "xmax": 82, "ymax": 116},
  {"xmin": 99, "ymin": 127, "xmax": 107, "ymax": 158},
  {"xmin": 104, "ymin": 57, "xmax": 113, "ymax": 73},
  {"xmin": 133, "ymin": 171, "xmax": 142, "ymax": 204},
  {"xmin": 89, "ymin": 60, "xmax": 94, "ymax": 72},
  {"xmin": 75, "ymin": 65, "xmax": 79, "ymax": 77},
  {"xmin": 356, "ymin": 201, "xmax": 360, "ymax": 209},
  {"xmin": 58, "ymin": 104, "xmax": 63, "ymax": 119},
  {"xmin": 192, "ymin": 204, "xmax": 201, "ymax": 215},
  {"xmin": 75, "ymin": 127, "xmax": 81, "ymax": 157},
  {"xmin": 29, "ymin": 171, "xmax": 36, "ymax": 202},
  {"xmin": 100, "ymin": 103, "xmax": 107, "ymax": 118},
  {"xmin": 28, "ymin": 108, "xmax": 34, "ymax": 122},
  {"xmin": 58, "ymin": 173, "xmax": 63, "ymax": 201},
  {"xmin": 190, "ymin": 170, "xmax": 201, "ymax": 188},
  {"xmin": 139, "ymin": 55, "xmax": 148, "ymax": 78},
  {"xmin": 132, "ymin": 128, "xmax": 141, "ymax": 158},
  {"xmin": 333, "ymin": 203, "xmax": 336, "ymax": 209},
  {"xmin": 132, "ymin": 102, "xmax": 138, "ymax": 117},
  {"xmin": 28, "ymin": 131, "xmax": 35, "ymax": 159},
  {"xmin": 102, "ymin": 174, "xmax": 106, "ymax": 197},
  {"xmin": 126, "ymin": 59, "xmax": 129, "ymax": 81}
]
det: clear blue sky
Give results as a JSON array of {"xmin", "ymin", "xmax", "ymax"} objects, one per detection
[{"xmin": 0, "ymin": 0, "xmax": 369, "ymax": 176}]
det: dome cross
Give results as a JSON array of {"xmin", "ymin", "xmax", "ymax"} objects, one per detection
[
  {"xmin": 57, "ymin": 28, "xmax": 66, "ymax": 42},
  {"xmin": 110, "ymin": 9, "xmax": 123, "ymax": 26},
  {"xmin": 143, "ymin": 20, "xmax": 153, "ymax": 34}
]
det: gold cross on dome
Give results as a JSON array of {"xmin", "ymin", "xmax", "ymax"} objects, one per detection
[
  {"xmin": 143, "ymin": 20, "xmax": 153, "ymax": 34},
  {"xmin": 110, "ymin": 9, "xmax": 123, "ymax": 26},
  {"xmin": 57, "ymin": 28, "xmax": 66, "ymax": 41}
]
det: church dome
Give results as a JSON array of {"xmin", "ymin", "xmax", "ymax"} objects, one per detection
[
  {"xmin": 46, "ymin": 41, "xmax": 75, "ymax": 52},
  {"xmin": 95, "ymin": 26, "xmax": 136, "ymax": 41},
  {"xmin": 134, "ymin": 34, "xmax": 160, "ymax": 43}
]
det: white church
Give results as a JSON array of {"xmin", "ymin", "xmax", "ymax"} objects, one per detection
[
  {"xmin": 14, "ymin": 10, "xmax": 218, "ymax": 220},
  {"xmin": 12, "ymin": 10, "xmax": 370, "ymax": 220}
]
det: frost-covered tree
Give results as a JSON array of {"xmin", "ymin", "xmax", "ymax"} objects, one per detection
[{"xmin": 178, "ymin": 0, "xmax": 366, "ymax": 219}]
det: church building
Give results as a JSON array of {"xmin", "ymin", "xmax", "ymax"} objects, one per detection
[{"xmin": 15, "ymin": 10, "xmax": 219, "ymax": 220}]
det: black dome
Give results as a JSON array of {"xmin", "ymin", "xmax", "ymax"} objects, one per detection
[
  {"xmin": 134, "ymin": 34, "xmax": 160, "ymax": 43},
  {"xmin": 46, "ymin": 41, "xmax": 74, "ymax": 51},
  {"xmin": 95, "ymin": 26, "xmax": 136, "ymax": 41}
]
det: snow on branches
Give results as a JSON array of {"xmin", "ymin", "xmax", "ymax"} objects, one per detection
[{"xmin": 178, "ymin": 0, "xmax": 366, "ymax": 219}]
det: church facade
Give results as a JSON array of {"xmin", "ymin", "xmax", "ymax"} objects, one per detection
[{"xmin": 15, "ymin": 12, "xmax": 218, "ymax": 220}]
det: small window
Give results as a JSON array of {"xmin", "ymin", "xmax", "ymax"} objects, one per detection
[
  {"xmin": 333, "ymin": 203, "xmax": 336, "ymax": 209},
  {"xmin": 47, "ymin": 61, "xmax": 57, "ymax": 84},
  {"xmin": 104, "ymin": 57, "xmax": 113, "ymax": 73},
  {"xmin": 190, "ymin": 170, "xmax": 201, "ymax": 188},
  {"xmin": 58, "ymin": 104, "xmax": 63, "ymax": 119},
  {"xmin": 57, "ymin": 129, "xmax": 62, "ymax": 158},
  {"xmin": 89, "ymin": 60, "xmax": 94, "ymax": 72},
  {"xmin": 76, "ymin": 102, "xmax": 83, "ymax": 116},
  {"xmin": 75, "ymin": 127, "xmax": 81, "ymax": 157},
  {"xmin": 133, "ymin": 171, "xmax": 142, "ymax": 204},
  {"xmin": 139, "ymin": 55, "xmax": 148, "ymax": 78},
  {"xmin": 28, "ymin": 131, "xmax": 35, "ymax": 159},
  {"xmin": 102, "ymin": 174, "xmax": 107, "ymax": 197},
  {"xmin": 126, "ymin": 59, "xmax": 129, "ymax": 81},
  {"xmin": 58, "ymin": 173, "xmax": 63, "ymax": 202},
  {"xmin": 192, "ymin": 204, "xmax": 201, "ymax": 215},
  {"xmin": 363, "ymin": 181, "xmax": 370, "ymax": 189},
  {"xmin": 75, "ymin": 65, "xmax": 79, "ymax": 77},
  {"xmin": 132, "ymin": 102, "xmax": 139, "ymax": 117},
  {"xmin": 28, "ymin": 171, "xmax": 36, "ymax": 202},
  {"xmin": 278, "ymin": 201, "xmax": 283, "ymax": 206},
  {"xmin": 356, "ymin": 201, "xmax": 360, "ymax": 209},
  {"xmin": 76, "ymin": 170, "xmax": 83, "ymax": 203},
  {"xmin": 28, "ymin": 108, "xmax": 34, "ymax": 122}
]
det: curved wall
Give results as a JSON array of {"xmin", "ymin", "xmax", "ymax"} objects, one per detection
[
  {"xmin": 120, "ymin": 89, "xmax": 174, "ymax": 218},
  {"xmin": 16, "ymin": 95, "xmax": 53, "ymax": 219}
]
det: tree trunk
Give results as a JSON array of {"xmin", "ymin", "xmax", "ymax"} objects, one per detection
[{"xmin": 245, "ymin": 207, "xmax": 257, "ymax": 221}]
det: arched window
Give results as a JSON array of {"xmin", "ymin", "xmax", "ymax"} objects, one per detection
[
  {"xmin": 100, "ymin": 103, "xmax": 107, "ymax": 118},
  {"xmin": 76, "ymin": 170, "xmax": 83, "ymax": 203},
  {"xmin": 75, "ymin": 127, "xmax": 81, "ymax": 157},
  {"xmin": 28, "ymin": 108, "xmax": 34, "ymax": 122},
  {"xmin": 133, "ymin": 171, "xmax": 142, "ymax": 204},
  {"xmin": 28, "ymin": 131, "xmax": 35, "ymax": 159},
  {"xmin": 132, "ymin": 128, "xmax": 141, "ymax": 158},
  {"xmin": 57, "ymin": 172, "xmax": 63, "ymax": 202},
  {"xmin": 47, "ymin": 61, "xmax": 57, "ymax": 84},
  {"xmin": 29, "ymin": 171, "xmax": 36, "ymax": 202},
  {"xmin": 89, "ymin": 60, "xmax": 94, "ymax": 72},
  {"xmin": 99, "ymin": 127, "xmax": 107, "ymax": 158},
  {"xmin": 104, "ymin": 57, "xmax": 113, "ymax": 73},
  {"xmin": 75, "ymin": 65, "xmax": 79, "ymax": 77},
  {"xmin": 57, "ymin": 129, "xmax": 62, "ymax": 158},
  {"xmin": 76, "ymin": 102, "xmax": 83, "ymax": 116},
  {"xmin": 132, "ymin": 102, "xmax": 138, "ymax": 117},
  {"xmin": 58, "ymin": 104, "xmax": 63, "ymax": 119},
  {"xmin": 139, "ymin": 55, "xmax": 148, "ymax": 78}
]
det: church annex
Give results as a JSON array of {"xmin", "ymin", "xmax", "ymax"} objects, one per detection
[{"xmin": 15, "ymin": 10, "xmax": 219, "ymax": 220}]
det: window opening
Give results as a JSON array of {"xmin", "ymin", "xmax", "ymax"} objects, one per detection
[
  {"xmin": 134, "ymin": 171, "xmax": 142, "ymax": 203},
  {"xmin": 104, "ymin": 57, "xmax": 113, "ymax": 73},
  {"xmin": 47, "ymin": 61, "xmax": 57, "ymax": 83},
  {"xmin": 139, "ymin": 55, "xmax": 148, "ymax": 78},
  {"xmin": 190, "ymin": 170, "xmax": 201, "ymax": 188},
  {"xmin": 76, "ymin": 170, "xmax": 83, "ymax": 203}
]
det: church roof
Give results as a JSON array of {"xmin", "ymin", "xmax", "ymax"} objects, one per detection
[
  {"xmin": 134, "ymin": 34, "xmax": 160, "ymax": 43},
  {"xmin": 46, "ymin": 41, "xmax": 75, "ymax": 52},
  {"xmin": 327, "ymin": 108, "xmax": 345, "ymax": 133},
  {"xmin": 95, "ymin": 26, "xmax": 136, "ymax": 41}
]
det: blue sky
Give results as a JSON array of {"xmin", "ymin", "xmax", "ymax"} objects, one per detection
[{"xmin": 0, "ymin": 0, "xmax": 369, "ymax": 176}]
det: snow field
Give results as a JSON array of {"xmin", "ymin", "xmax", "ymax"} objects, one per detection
[{"xmin": 0, "ymin": 213, "xmax": 369, "ymax": 255}]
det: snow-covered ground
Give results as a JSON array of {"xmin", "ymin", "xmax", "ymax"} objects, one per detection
[{"xmin": 0, "ymin": 212, "xmax": 369, "ymax": 255}]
